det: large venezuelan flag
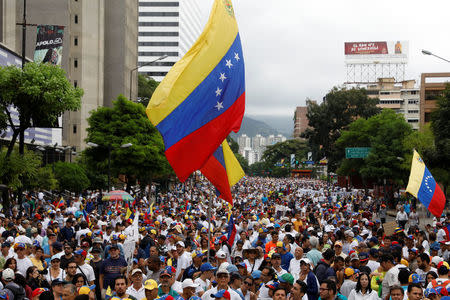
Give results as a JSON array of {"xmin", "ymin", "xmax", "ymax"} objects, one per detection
[
  {"xmin": 200, "ymin": 140, "xmax": 244, "ymax": 205},
  {"xmin": 146, "ymin": 0, "xmax": 245, "ymax": 182},
  {"xmin": 406, "ymin": 150, "xmax": 446, "ymax": 217}
]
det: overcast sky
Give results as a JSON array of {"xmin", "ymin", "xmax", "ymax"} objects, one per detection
[{"xmin": 196, "ymin": 0, "xmax": 450, "ymax": 118}]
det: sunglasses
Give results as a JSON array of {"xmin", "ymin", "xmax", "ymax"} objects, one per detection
[{"xmin": 244, "ymin": 282, "xmax": 253, "ymax": 286}]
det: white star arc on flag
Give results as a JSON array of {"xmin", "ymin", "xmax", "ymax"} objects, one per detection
[
  {"xmin": 225, "ymin": 59, "xmax": 233, "ymax": 68},
  {"xmin": 215, "ymin": 87, "xmax": 222, "ymax": 97},
  {"xmin": 215, "ymin": 101, "xmax": 224, "ymax": 111}
]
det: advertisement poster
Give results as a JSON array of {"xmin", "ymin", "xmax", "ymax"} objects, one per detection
[{"xmin": 34, "ymin": 25, "xmax": 64, "ymax": 65}]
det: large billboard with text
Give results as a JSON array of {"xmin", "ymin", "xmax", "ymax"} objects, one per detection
[{"xmin": 344, "ymin": 41, "xmax": 408, "ymax": 64}]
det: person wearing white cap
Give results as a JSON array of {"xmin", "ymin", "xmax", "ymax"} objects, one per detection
[
  {"xmin": 176, "ymin": 241, "xmax": 192, "ymax": 281},
  {"xmin": 201, "ymin": 265, "xmax": 241, "ymax": 300},
  {"xmin": 126, "ymin": 269, "xmax": 145, "ymax": 300},
  {"xmin": 181, "ymin": 278, "xmax": 199, "ymax": 300}
]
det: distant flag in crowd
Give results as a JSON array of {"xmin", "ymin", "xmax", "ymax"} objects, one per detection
[
  {"xmin": 125, "ymin": 207, "xmax": 135, "ymax": 221},
  {"xmin": 226, "ymin": 213, "xmax": 237, "ymax": 247},
  {"xmin": 406, "ymin": 150, "xmax": 446, "ymax": 217},
  {"xmin": 55, "ymin": 198, "xmax": 64, "ymax": 209},
  {"xmin": 444, "ymin": 224, "xmax": 450, "ymax": 241},
  {"xmin": 146, "ymin": 0, "xmax": 245, "ymax": 182},
  {"xmin": 105, "ymin": 286, "xmax": 112, "ymax": 300},
  {"xmin": 82, "ymin": 209, "xmax": 90, "ymax": 226},
  {"xmin": 200, "ymin": 140, "xmax": 244, "ymax": 205}
]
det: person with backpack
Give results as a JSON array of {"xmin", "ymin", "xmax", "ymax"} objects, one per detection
[
  {"xmin": 313, "ymin": 249, "xmax": 336, "ymax": 283},
  {"xmin": 1, "ymin": 268, "xmax": 27, "ymax": 300}
]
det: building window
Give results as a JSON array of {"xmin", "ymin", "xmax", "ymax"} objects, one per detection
[
  {"xmin": 73, "ymin": 125, "xmax": 77, "ymax": 134},
  {"xmin": 408, "ymin": 99, "xmax": 418, "ymax": 104},
  {"xmin": 380, "ymin": 91, "xmax": 391, "ymax": 95},
  {"xmin": 74, "ymin": 80, "xmax": 78, "ymax": 87},
  {"xmin": 74, "ymin": 15, "xmax": 78, "ymax": 24},
  {"xmin": 408, "ymin": 110, "xmax": 419, "ymax": 114},
  {"xmin": 74, "ymin": 59, "xmax": 78, "ymax": 68},
  {"xmin": 138, "ymin": 22, "xmax": 179, "ymax": 27},
  {"xmin": 424, "ymin": 112, "xmax": 432, "ymax": 123},
  {"xmin": 425, "ymin": 90, "xmax": 442, "ymax": 100},
  {"xmin": 138, "ymin": 32, "xmax": 179, "ymax": 37},
  {"xmin": 379, "ymin": 99, "xmax": 404, "ymax": 104},
  {"xmin": 138, "ymin": 51, "xmax": 178, "ymax": 57},
  {"xmin": 74, "ymin": 37, "xmax": 78, "ymax": 46},
  {"xmin": 139, "ymin": 12, "xmax": 179, "ymax": 17},
  {"xmin": 407, "ymin": 119, "xmax": 419, "ymax": 123},
  {"xmin": 411, "ymin": 91, "xmax": 418, "ymax": 95}
]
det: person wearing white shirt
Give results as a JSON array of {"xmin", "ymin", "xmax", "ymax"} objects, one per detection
[
  {"xmin": 175, "ymin": 242, "xmax": 192, "ymax": 281},
  {"xmin": 126, "ymin": 269, "xmax": 145, "ymax": 300},
  {"xmin": 289, "ymin": 247, "xmax": 303, "ymax": 281},
  {"xmin": 15, "ymin": 244, "xmax": 33, "ymax": 276},
  {"xmin": 201, "ymin": 267, "xmax": 241, "ymax": 300},
  {"xmin": 74, "ymin": 250, "xmax": 95, "ymax": 285}
]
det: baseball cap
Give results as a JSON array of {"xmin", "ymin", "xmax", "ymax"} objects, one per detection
[
  {"xmin": 251, "ymin": 270, "xmax": 261, "ymax": 279},
  {"xmin": 78, "ymin": 285, "xmax": 96, "ymax": 295},
  {"xmin": 350, "ymin": 252, "xmax": 359, "ymax": 261},
  {"xmin": 144, "ymin": 279, "xmax": 158, "ymax": 290},
  {"xmin": 182, "ymin": 279, "xmax": 199, "ymax": 289},
  {"xmin": 430, "ymin": 242, "xmax": 441, "ymax": 251},
  {"xmin": 160, "ymin": 269, "xmax": 173, "ymax": 277},
  {"xmin": 200, "ymin": 263, "xmax": 216, "ymax": 272},
  {"xmin": 300, "ymin": 258, "xmax": 312, "ymax": 268},
  {"xmin": 216, "ymin": 264, "xmax": 229, "ymax": 275},
  {"xmin": 2, "ymin": 268, "xmax": 14, "ymax": 281},
  {"xmin": 192, "ymin": 250, "xmax": 204, "ymax": 259},
  {"xmin": 271, "ymin": 253, "xmax": 281, "ymax": 259},
  {"xmin": 176, "ymin": 241, "xmax": 185, "ymax": 248},
  {"xmin": 276, "ymin": 241, "xmax": 284, "ymax": 247},
  {"xmin": 51, "ymin": 279, "xmax": 64, "ymax": 286},
  {"xmin": 74, "ymin": 249, "xmax": 87, "ymax": 257},
  {"xmin": 344, "ymin": 267, "xmax": 359, "ymax": 277},
  {"xmin": 359, "ymin": 252, "xmax": 369, "ymax": 261},
  {"xmin": 211, "ymin": 290, "xmax": 230, "ymax": 300},
  {"xmin": 438, "ymin": 261, "xmax": 450, "ymax": 271},
  {"xmin": 424, "ymin": 288, "xmax": 439, "ymax": 298},
  {"xmin": 334, "ymin": 241, "xmax": 343, "ymax": 247},
  {"xmin": 278, "ymin": 273, "xmax": 294, "ymax": 285},
  {"xmin": 131, "ymin": 269, "xmax": 143, "ymax": 276},
  {"xmin": 216, "ymin": 250, "xmax": 226, "ymax": 259},
  {"xmin": 409, "ymin": 273, "xmax": 420, "ymax": 284},
  {"xmin": 51, "ymin": 254, "xmax": 61, "ymax": 261},
  {"xmin": 32, "ymin": 288, "xmax": 49, "ymax": 298}
]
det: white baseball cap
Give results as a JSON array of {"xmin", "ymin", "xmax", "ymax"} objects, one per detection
[
  {"xmin": 182, "ymin": 278, "xmax": 199, "ymax": 289},
  {"xmin": 216, "ymin": 250, "xmax": 226, "ymax": 259}
]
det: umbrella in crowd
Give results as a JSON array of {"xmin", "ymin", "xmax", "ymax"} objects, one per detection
[{"xmin": 102, "ymin": 190, "xmax": 134, "ymax": 202}]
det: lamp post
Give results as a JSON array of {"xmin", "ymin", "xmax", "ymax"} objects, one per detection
[
  {"xmin": 87, "ymin": 142, "xmax": 133, "ymax": 191},
  {"xmin": 129, "ymin": 55, "xmax": 168, "ymax": 100},
  {"xmin": 421, "ymin": 49, "xmax": 450, "ymax": 63}
]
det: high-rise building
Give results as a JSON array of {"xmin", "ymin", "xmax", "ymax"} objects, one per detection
[
  {"xmin": 267, "ymin": 134, "xmax": 286, "ymax": 145},
  {"xmin": 366, "ymin": 78, "xmax": 420, "ymax": 129},
  {"xmin": 294, "ymin": 101, "xmax": 315, "ymax": 138},
  {"xmin": 0, "ymin": 0, "xmax": 138, "ymax": 151},
  {"xmin": 138, "ymin": 0, "xmax": 203, "ymax": 81},
  {"xmin": 420, "ymin": 73, "xmax": 450, "ymax": 128},
  {"xmin": 237, "ymin": 134, "xmax": 251, "ymax": 154}
]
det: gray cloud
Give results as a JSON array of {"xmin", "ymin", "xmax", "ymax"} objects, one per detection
[{"xmin": 198, "ymin": 0, "xmax": 450, "ymax": 117}]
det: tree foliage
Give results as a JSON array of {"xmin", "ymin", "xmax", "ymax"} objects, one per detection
[
  {"xmin": 0, "ymin": 148, "xmax": 42, "ymax": 191},
  {"xmin": 138, "ymin": 74, "xmax": 159, "ymax": 107},
  {"xmin": 336, "ymin": 109, "xmax": 413, "ymax": 185},
  {"xmin": 430, "ymin": 83, "xmax": 450, "ymax": 194},
  {"xmin": 262, "ymin": 139, "xmax": 309, "ymax": 166},
  {"xmin": 52, "ymin": 162, "xmax": 89, "ymax": 193},
  {"xmin": 303, "ymin": 87, "xmax": 380, "ymax": 171},
  {"xmin": 0, "ymin": 62, "xmax": 82, "ymax": 156},
  {"xmin": 85, "ymin": 95, "xmax": 172, "ymax": 191}
]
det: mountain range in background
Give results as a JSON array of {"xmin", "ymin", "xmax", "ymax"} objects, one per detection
[{"xmin": 229, "ymin": 115, "xmax": 293, "ymax": 139}]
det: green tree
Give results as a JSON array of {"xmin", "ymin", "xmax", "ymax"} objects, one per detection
[
  {"xmin": 85, "ymin": 95, "xmax": 172, "ymax": 192},
  {"xmin": 303, "ymin": 88, "xmax": 380, "ymax": 171},
  {"xmin": 52, "ymin": 162, "xmax": 90, "ymax": 193},
  {"xmin": 262, "ymin": 139, "xmax": 309, "ymax": 167},
  {"xmin": 0, "ymin": 62, "xmax": 82, "ymax": 212},
  {"xmin": 138, "ymin": 74, "xmax": 159, "ymax": 107},
  {"xmin": 32, "ymin": 166, "xmax": 58, "ymax": 191},
  {"xmin": 336, "ymin": 109, "xmax": 413, "ymax": 186},
  {"xmin": 0, "ymin": 63, "xmax": 82, "ymax": 157},
  {"xmin": 0, "ymin": 148, "xmax": 42, "ymax": 191},
  {"xmin": 431, "ymin": 83, "xmax": 450, "ymax": 195}
]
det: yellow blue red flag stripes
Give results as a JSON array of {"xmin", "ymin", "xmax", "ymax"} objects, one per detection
[
  {"xmin": 146, "ymin": 0, "xmax": 245, "ymax": 182},
  {"xmin": 200, "ymin": 140, "xmax": 244, "ymax": 205},
  {"xmin": 406, "ymin": 150, "xmax": 446, "ymax": 217}
]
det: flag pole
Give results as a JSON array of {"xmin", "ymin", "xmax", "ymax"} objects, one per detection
[{"xmin": 207, "ymin": 190, "xmax": 213, "ymax": 263}]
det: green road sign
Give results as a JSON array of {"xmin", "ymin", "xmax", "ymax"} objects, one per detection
[{"xmin": 345, "ymin": 147, "xmax": 371, "ymax": 158}]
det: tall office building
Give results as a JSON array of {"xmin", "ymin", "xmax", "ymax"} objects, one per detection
[
  {"xmin": 138, "ymin": 0, "xmax": 203, "ymax": 81},
  {"xmin": 0, "ymin": 0, "xmax": 138, "ymax": 150}
]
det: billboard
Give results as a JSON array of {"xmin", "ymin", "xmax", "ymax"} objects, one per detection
[
  {"xmin": 344, "ymin": 41, "xmax": 408, "ymax": 64},
  {"xmin": 34, "ymin": 25, "xmax": 64, "ymax": 65}
]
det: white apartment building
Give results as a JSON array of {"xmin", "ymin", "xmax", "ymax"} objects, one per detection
[
  {"xmin": 138, "ymin": 0, "xmax": 203, "ymax": 81},
  {"xmin": 237, "ymin": 134, "xmax": 251, "ymax": 154},
  {"xmin": 367, "ymin": 78, "xmax": 420, "ymax": 129}
]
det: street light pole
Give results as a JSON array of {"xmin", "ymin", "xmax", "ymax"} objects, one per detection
[
  {"xmin": 129, "ymin": 55, "xmax": 168, "ymax": 100},
  {"xmin": 422, "ymin": 49, "xmax": 450, "ymax": 63}
]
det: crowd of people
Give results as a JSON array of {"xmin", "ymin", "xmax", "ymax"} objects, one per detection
[{"xmin": 0, "ymin": 177, "xmax": 447, "ymax": 300}]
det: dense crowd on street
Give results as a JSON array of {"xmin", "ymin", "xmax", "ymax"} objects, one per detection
[{"xmin": 0, "ymin": 177, "xmax": 447, "ymax": 300}]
